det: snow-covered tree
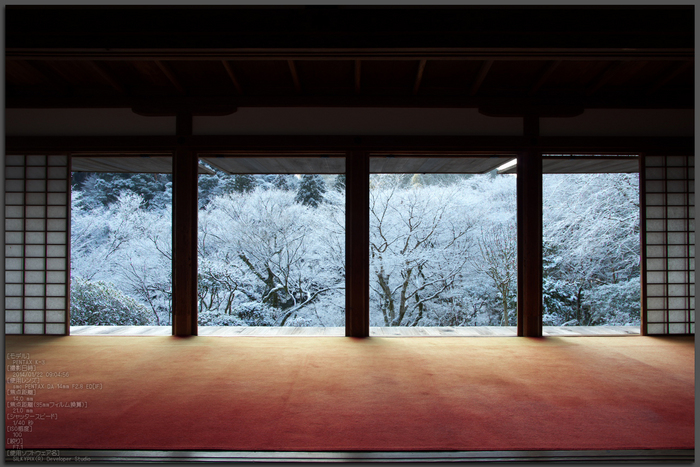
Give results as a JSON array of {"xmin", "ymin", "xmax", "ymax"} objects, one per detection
[
  {"xmin": 472, "ymin": 222, "xmax": 517, "ymax": 326},
  {"xmin": 70, "ymin": 170, "xmax": 639, "ymax": 329},
  {"xmin": 70, "ymin": 277, "xmax": 150, "ymax": 326},
  {"xmin": 231, "ymin": 174, "xmax": 257, "ymax": 193},
  {"xmin": 295, "ymin": 174, "xmax": 327, "ymax": 207},
  {"xmin": 543, "ymin": 173, "xmax": 640, "ymax": 325},
  {"xmin": 269, "ymin": 174, "xmax": 298, "ymax": 191},
  {"xmin": 73, "ymin": 172, "xmax": 171, "ymax": 210},
  {"xmin": 369, "ymin": 175, "xmax": 476, "ymax": 326},
  {"xmin": 198, "ymin": 187, "xmax": 344, "ymax": 326},
  {"xmin": 71, "ymin": 188, "xmax": 173, "ymax": 326},
  {"xmin": 333, "ymin": 174, "xmax": 346, "ymax": 192}
]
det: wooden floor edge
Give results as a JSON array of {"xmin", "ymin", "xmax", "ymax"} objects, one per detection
[
  {"xmin": 65, "ymin": 325, "xmax": 643, "ymax": 337},
  {"xmin": 6, "ymin": 449, "xmax": 694, "ymax": 463}
]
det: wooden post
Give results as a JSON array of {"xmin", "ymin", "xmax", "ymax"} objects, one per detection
[
  {"xmin": 639, "ymin": 154, "xmax": 648, "ymax": 336},
  {"xmin": 172, "ymin": 112, "xmax": 198, "ymax": 336},
  {"xmin": 345, "ymin": 150, "xmax": 370, "ymax": 337},
  {"xmin": 517, "ymin": 115, "xmax": 543, "ymax": 337}
]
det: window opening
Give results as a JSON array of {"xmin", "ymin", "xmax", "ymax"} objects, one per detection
[
  {"xmin": 368, "ymin": 155, "xmax": 518, "ymax": 335},
  {"xmin": 540, "ymin": 155, "xmax": 641, "ymax": 332},
  {"xmin": 69, "ymin": 155, "xmax": 175, "ymax": 334},
  {"xmin": 196, "ymin": 155, "xmax": 346, "ymax": 334}
]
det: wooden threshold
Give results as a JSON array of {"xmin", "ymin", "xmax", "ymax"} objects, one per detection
[
  {"xmin": 68, "ymin": 325, "xmax": 640, "ymax": 337},
  {"xmin": 6, "ymin": 449, "xmax": 692, "ymax": 463}
]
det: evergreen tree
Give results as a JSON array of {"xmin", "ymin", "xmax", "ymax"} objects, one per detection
[
  {"xmin": 231, "ymin": 174, "xmax": 257, "ymax": 193},
  {"xmin": 198, "ymin": 172, "xmax": 223, "ymax": 207},
  {"xmin": 333, "ymin": 174, "xmax": 346, "ymax": 192},
  {"xmin": 73, "ymin": 172, "xmax": 172, "ymax": 210},
  {"xmin": 295, "ymin": 174, "xmax": 326, "ymax": 207},
  {"xmin": 255, "ymin": 174, "xmax": 298, "ymax": 191},
  {"xmin": 271, "ymin": 174, "xmax": 297, "ymax": 191}
]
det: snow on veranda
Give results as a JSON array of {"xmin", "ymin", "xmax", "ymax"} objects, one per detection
[{"xmin": 70, "ymin": 172, "xmax": 640, "ymax": 327}]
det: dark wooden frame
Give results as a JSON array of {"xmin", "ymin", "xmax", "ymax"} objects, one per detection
[
  {"xmin": 7, "ymin": 135, "xmax": 692, "ymax": 337},
  {"xmin": 10, "ymin": 448, "xmax": 692, "ymax": 463},
  {"xmin": 516, "ymin": 151, "xmax": 543, "ymax": 337},
  {"xmin": 172, "ymin": 113, "xmax": 198, "ymax": 336},
  {"xmin": 345, "ymin": 151, "xmax": 370, "ymax": 337},
  {"xmin": 7, "ymin": 135, "xmax": 692, "ymax": 155},
  {"xmin": 517, "ymin": 116, "xmax": 543, "ymax": 337},
  {"xmin": 640, "ymin": 154, "xmax": 649, "ymax": 336}
]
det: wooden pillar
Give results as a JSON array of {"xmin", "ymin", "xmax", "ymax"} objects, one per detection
[
  {"xmin": 172, "ymin": 112, "xmax": 198, "ymax": 336},
  {"xmin": 639, "ymin": 154, "xmax": 648, "ymax": 336},
  {"xmin": 517, "ymin": 116, "xmax": 543, "ymax": 337},
  {"xmin": 345, "ymin": 150, "xmax": 370, "ymax": 337}
]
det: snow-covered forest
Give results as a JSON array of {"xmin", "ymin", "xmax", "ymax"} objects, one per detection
[{"xmin": 70, "ymin": 168, "xmax": 640, "ymax": 327}]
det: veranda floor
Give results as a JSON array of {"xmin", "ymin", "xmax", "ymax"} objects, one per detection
[{"xmin": 69, "ymin": 325, "xmax": 640, "ymax": 336}]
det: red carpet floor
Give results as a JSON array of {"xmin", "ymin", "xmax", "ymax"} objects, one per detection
[{"xmin": 4, "ymin": 335, "xmax": 694, "ymax": 451}]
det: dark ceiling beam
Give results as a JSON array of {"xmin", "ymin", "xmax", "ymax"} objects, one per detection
[
  {"xmin": 6, "ymin": 136, "xmax": 178, "ymax": 154},
  {"xmin": 131, "ymin": 105, "xmax": 237, "ymax": 117},
  {"xmin": 6, "ymin": 49, "xmax": 694, "ymax": 62},
  {"xmin": 479, "ymin": 104, "xmax": 583, "ymax": 118},
  {"xmin": 131, "ymin": 97, "xmax": 237, "ymax": 116},
  {"xmin": 5, "ymin": 93, "xmax": 694, "ymax": 110},
  {"xmin": 86, "ymin": 60, "xmax": 126, "ymax": 94},
  {"xmin": 355, "ymin": 60, "xmax": 361, "ymax": 95},
  {"xmin": 586, "ymin": 60, "xmax": 625, "ymax": 96},
  {"xmin": 221, "ymin": 60, "xmax": 243, "ymax": 94},
  {"xmin": 645, "ymin": 61, "xmax": 692, "ymax": 96},
  {"xmin": 155, "ymin": 60, "xmax": 186, "ymax": 94},
  {"xmin": 15, "ymin": 60, "xmax": 55, "ymax": 90},
  {"xmin": 20, "ymin": 60, "xmax": 71, "ymax": 93},
  {"xmin": 413, "ymin": 59, "xmax": 427, "ymax": 95},
  {"xmin": 5, "ymin": 135, "xmax": 525, "ymax": 154},
  {"xmin": 528, "ymin": 60, "xmax": 561, "ymax": 96},
  {"xmin": 6, "ymin": 134, "xmax": 693, "ymax": 156},
  {"xmin": 469, "ymin": 60, "xmax": 493, "ymax": 96},
  {"xmin": 288, "ymin": 60, "xmax": 302, "ymax": 94}
]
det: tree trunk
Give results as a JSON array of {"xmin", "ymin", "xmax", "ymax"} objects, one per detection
[
  {"xmin": 377, "ymin": 272, "xmax": 394, "ymax": 326},
  {"xmin": 396, "ymin": 268, "xmax": 412, "ymax": 326},
  {"xmin": 576, "ymin": 286, "xmax": 583, "ymax": 324}
]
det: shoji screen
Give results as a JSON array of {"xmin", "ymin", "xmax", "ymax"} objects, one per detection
[
  {"xmin": 5, "ymin": 155, "xmax": 70, "ymax": 335},
  {"xmin": 643, "ymin": 154, "xmax": 695, "ymax": 334}
]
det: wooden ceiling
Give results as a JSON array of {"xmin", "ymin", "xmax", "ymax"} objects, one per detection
[
  {"xmin": 5, "ymin": 6, "xmax": 694, "ymax": 114},
  {"xmin": 70, "ymin": 156, "xmax": 214, "ymax": 174},
  {"xmin": 70, "ymin": 154, "xmax": 638, "ymax": 175},
  {"xmin": 199, "ymin": 155, "xmax": 515, "ymax": 175},
  {"xmin": 499, "ymin": 156, "xmax": 639, "ymax": 174}
]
